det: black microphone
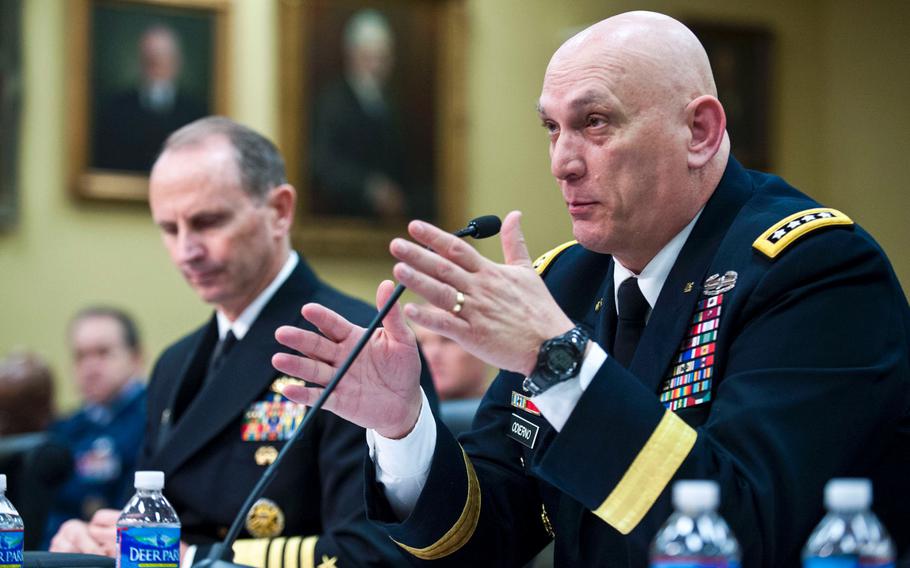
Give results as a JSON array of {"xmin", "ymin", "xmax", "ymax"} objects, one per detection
[
  {"xmin": 453, "ymin": 214, "xmax": 501, "ymax": 239},
  {"xmin": 196, "ymin": 216, "xmax": 501, "ymax": 568}
]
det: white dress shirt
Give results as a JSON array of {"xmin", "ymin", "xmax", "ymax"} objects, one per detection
[{"xmin": 215, "ymin": 252, "xmax": 299, "ymax": 339}]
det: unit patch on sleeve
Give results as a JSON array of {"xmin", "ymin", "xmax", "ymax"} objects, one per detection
[
  {"xmin": 658, "ymin": 278, "xmax": 732, "ymax": 411},
  {"xmin": 752, "ymin": 207, "xmax": 853, "ymax": 259}
]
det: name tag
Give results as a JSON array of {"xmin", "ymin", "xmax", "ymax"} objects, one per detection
[{"xmin": 507, "ymin": 413, "xmax": 540, "ymax": 449}]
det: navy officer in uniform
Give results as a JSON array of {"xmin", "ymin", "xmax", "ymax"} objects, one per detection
[
  {"xmin": 50, "ymin": 117, "xmax": 435, "ymax": 567},
  {"xmin": 272, "ymin": 11, "xmax": 910, "ymax": 567}
]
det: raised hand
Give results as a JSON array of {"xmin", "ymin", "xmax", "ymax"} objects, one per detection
[
  {"xmin": 272, "ymin": 279, "xmax": 423, "ymax": 439},
  {"xmin": 390, "ymin": 210, "xmax": 575, "ymax": 376}
]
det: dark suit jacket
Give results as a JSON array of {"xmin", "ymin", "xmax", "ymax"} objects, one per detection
[
  {"xmin": 309, "ymin": 79, "xmax": 431, "ymax": 219},
  {"xmin": 93, "ymin": 88, "xmax": 207, "ymax": 172},
  {"xmin": 367, "ymin": 157, "xmax": 910, "ymax": 566},
  {"xmin": 139, "ymin": 257, "xmax": 436, "ymax": 567}
]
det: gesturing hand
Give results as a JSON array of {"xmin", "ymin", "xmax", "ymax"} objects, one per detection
[
  {"xmin": 272, "ymin": 279, "xmax": 423, "ymax": 440},
  {"xmin": 390, "ymin": 210, "xmax": 575, "ymax": 376}
]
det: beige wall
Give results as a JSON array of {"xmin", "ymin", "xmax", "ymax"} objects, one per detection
[{"xmin": 1, "ymin": 0, "xmax": 906, "ymax": 410}]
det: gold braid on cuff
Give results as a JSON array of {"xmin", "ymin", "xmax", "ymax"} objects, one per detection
[{"xmin": 452, "ymin": 291, "xmax": 466, "ymax": 314}]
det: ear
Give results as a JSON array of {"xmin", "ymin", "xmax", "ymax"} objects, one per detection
[
  {"xmin": 685, "ymin": 95, "xmax": 726, "ymax": 169},
  {"xmin": 267, "ymin": 184, "xmax": 297, "ymax": 237}
]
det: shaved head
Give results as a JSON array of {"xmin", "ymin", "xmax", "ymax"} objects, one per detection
[
  {"xmin": 539, "ymin": 11, "xmax": 729, "ymax": 270},
  {"xmin": 550, "ymin": 12, "xmax": 717, "ymax": 106}
]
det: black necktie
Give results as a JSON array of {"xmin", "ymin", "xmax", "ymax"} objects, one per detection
[
  {"xmin": 613, "ymin": 277, "xmax": 649, "ymax": 367},
  {"xmin": 172, "ymin": 331, "xmax": 237, "ymax": 423},
  {"xmin": 205, "ymin": 330, "xmax": 238, "ymax": 385}
]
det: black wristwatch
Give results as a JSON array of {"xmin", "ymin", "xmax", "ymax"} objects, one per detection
[{"xmin": 522, "ymin": 325, "xmax": 590, "ymax": 396}]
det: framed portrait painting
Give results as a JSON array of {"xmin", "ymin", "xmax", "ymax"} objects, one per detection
[
  {"xmin": 279, "ymin": 0, "xmax": 467, "ymax": 255},
  {"xmin": 67, "ymin": 0, "xmax": 230, "ymax": 201},
  {"xmin": 687, "ymin": 21, "xmax": 774, "ymax": 172},
  {"xmin": 0, "ymin": 0, "xmax": 22, "ymax": 229}
]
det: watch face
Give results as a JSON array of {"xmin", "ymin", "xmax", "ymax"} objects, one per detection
[{"xmin": 547, "ymin": 345, "xmax": 577, "ymax": 375}]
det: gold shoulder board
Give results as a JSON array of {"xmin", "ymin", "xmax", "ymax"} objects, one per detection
[
  {"xmin": 752, "ymin": 208, "xmax": 852, "ymax": 259},
  {"xmin": 532, "ymin": 240, "xmax": 578, "ymax": 275}
]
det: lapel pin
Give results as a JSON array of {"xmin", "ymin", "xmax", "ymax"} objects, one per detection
[
  {"xmin": 594, "ymin": 298, "xmax": 604, "ymax": 312},
  {"xmin": 683, "ymin": 282, "xmax": 694, "ymax": 293}
]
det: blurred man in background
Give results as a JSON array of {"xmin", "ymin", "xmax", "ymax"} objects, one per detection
[
  {"xmin": 44, "ymin": 307, "xmax": 146, "ymax": 544},
  {"xmin": 414, "ymin": 325, "xmax": 490, "ymax": 402},
  {"xmin": 0, "ymin": 351, "xmax": 71, "ymax": 549},
  {"xmin": 0, "ymin": 351, "xmax": 55, "ymax": 436},
  {"xmin": 414, "ymin": 324, "xmax": 490, "ymax": 436}
]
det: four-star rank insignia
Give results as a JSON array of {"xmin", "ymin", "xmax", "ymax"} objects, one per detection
[{"xmin": 753, "ymin": 207, "xmax": 852, "ymax": 259}]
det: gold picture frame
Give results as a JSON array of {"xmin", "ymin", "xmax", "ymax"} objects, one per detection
[
  {"xmin": 279, "ymin": 0, "xmax": 467, "ymax": 256},
  {"xmin": 67, "ymin": 0, "xmax": 231, "ymax": 201}
]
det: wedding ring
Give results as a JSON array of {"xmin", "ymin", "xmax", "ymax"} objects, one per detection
[{"xmin": 452, "ymin": 291, "xmax": 465, "ymax": 314}]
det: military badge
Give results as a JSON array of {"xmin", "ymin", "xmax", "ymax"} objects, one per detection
[
  {"xmin": 511, "ymin": 391, "xmax": 541, "ymax": 415},
  {"xmin": 245, "ymin": 498, "xmax": 285, "ymax": 538},
  {"xmin": 254, "ymin": 445, "xmax": 279, "ymax": 466},
  {"xmin": 659, "ymin": 288, "xmax": 730, "ymax": 412},
  {"xmin": 317, "ymin": 556, "xmax": 338, "ymax": 568},
  {"xmin": 271, "ymin": 376, "xmax": 305, "ymax": 395},
  {"xmin": 242, "ymin": 392, "xmax": 308, "ymax": 442},
  {"xmin": 702, "ymin": 271, "xmax": 737, "ymax": 296}
]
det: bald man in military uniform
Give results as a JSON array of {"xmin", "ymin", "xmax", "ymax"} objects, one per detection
[{"xmin": 272, "ymin": 10, "xmax": 910, "ymax": 567}]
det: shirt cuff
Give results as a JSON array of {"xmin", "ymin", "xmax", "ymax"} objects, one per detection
[
  {"xmin": 531, "ymin": 342, "xmax": 607, "ymax": 432},
  {"xmin": 366, "ymin": 388, "xmax": 436, "ymax": 519}
]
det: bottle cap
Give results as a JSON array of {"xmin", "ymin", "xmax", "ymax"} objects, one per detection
[
  {"xmin": 135, "ymin": 471, "xmax": 165, "ymax": 490},
  {"xmin": 824, "ymin": 478, "xmax": 871, "ymax": 511},
  {"xmin": 672, "ymin": 480, "xmax": 719, "ymax": 513},
  {"xmin": 0, "ymin": 474, "xmax": 5, "ymax": 492}
]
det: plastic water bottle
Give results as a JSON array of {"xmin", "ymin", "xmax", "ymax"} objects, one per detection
[
  {"xmin": 0, "ymin": 474, "xmax": 24, "ymax": 568},
  {"xmin": 802, "ymin": 478, "xmax": 895, "ymax": 568},
  {"xmin": 117, "ymin": 471, "xmax": 181, "ymax": 568},
  {"xmin": 650, "ymin": 480, "xmax": 741, "ymax": 567}
]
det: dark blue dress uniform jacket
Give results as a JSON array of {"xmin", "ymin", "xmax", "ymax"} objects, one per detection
[
  {"xmin": 366, "ymin": 157, "xmax": 910, "ymax": 567},
  {"xmin": 139, "ymin": 258, "xmax": 436, "ymax": 567},
  {"xmin": 45, "ymin": 384, "xmax": 146, "ymax": 543}
]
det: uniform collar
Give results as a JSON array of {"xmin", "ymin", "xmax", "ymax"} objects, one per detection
[
  {"xmin": 612, "ymin": 209, "xmax": 703, "ymax": 315},
  {"xmin": 216, "ymin": 251, "xmax": 299, "ymax": 341}
]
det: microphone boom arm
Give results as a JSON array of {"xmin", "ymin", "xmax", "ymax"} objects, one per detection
[{"xmin": 197, "ymin": 216, "xmax": 501, "ymax": 567}]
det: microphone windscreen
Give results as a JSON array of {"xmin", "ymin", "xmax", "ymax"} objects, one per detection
[{"xmin": 469, "ymin": 215, "xmax": 502, "ymax": 239}]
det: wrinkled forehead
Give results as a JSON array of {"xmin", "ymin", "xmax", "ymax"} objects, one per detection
[{"xmin": 539, "ymin": 41, "xmax": 650, "ymax": 116}]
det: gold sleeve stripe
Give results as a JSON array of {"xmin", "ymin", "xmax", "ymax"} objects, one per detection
[
  {"xmin": 752, "ymin": 207, "xmax": 853, "ymax": 259},
  {"xmin": 533, "ymin": 240, "xmax": 578, "ymax": 275},
  {"xmin": 593, "ymin": 410, "xmax": 697, "ymax": 534},
  {"xmin": 267, "ymin": 537, "xmax": 287, "ymax": 568},
  {"xmin": 232, "ymin": 538, "xmax": 270, "ymax": 568},
  {"xmin": 283, "ymin": 537, "xmax": 302, "ymax": 568},
  {"xmin": 393, "ymin": 449, "xmax": 481, "ymax": 560},
  {"xmin": 300, "ymin": 535, "xmax": 318, "ymax": 568}
]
